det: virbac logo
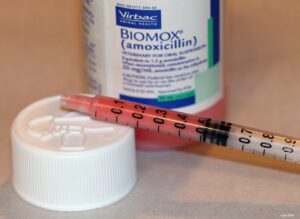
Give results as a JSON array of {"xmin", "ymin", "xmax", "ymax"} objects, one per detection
[
  {"xmin": 116, "ymin": 6, "xmax": 162, "ymax": 30},
  {"xmin": 118, "ymin": 11, "xmax": 158, "ymax": 22}
]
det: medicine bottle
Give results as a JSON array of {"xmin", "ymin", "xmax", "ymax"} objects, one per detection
[{"xmin": 83, "ymin": 0, "xmax": 225, "ymax": 149}]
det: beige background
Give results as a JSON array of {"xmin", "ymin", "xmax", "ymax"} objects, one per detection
[{"xmin": 0, "ymin": 1, "xmax": 300, "ymax": 218}]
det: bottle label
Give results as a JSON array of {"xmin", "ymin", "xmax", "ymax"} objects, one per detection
[{"xmin": 84, "ymin": 0, "xmax": 223, "ymax": 113}]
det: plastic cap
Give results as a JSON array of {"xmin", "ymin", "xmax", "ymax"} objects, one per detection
[{"xmin": 11, "ymin": 96, "xmax": 137, "ymax": 211}]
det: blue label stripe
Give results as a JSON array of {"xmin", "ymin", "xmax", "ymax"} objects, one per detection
[
  {"xmin": 120, "ymin": 94, "xmax": 195, "ymax": 109},
  {"xmin": 211, "ymin": 0, "xmax": 220, "ymax": 64}
]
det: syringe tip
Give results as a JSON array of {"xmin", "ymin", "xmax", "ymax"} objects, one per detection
[
  {"xmin": 60, "ymin": 94, "xmax": 93, "ymax": 114},
  {"xmin": 60, "ymin": 94, "xmax": 72, "ymax": 109}
]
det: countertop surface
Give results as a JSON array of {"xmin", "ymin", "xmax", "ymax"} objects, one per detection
[{"xmin": 1, "ymin": 1, "xmax": 300, "ymax": 218}]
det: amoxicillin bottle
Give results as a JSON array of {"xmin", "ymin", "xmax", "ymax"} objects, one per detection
[{"xmin": 83, "ymin": 0, "xmax": 225, "ymax": 149}]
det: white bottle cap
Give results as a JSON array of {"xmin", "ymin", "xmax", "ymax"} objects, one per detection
[{"xmin": 11, "ymin": 96, "xmax": 137, "ymax": 212}]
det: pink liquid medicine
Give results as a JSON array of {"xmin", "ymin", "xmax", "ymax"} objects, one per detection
[
  {"xmin": 83, "ymin": 0, "xmax": 225, "ymax": 149},
  {"xmin": 135, "ymin": 99, "xmax": 225, "ymax": 150}
]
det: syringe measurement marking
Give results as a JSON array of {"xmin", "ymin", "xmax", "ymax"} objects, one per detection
[
  {"xmin": 237, "ymin": 126, "xmax": 298, "ymax": 161},
  {"xmin": 91, "ymin": 97, "xmax": 300, "ymax": 164},
  {"xmin": 118, "ymin": 105, "xmax": 293, "ymax": 160}
]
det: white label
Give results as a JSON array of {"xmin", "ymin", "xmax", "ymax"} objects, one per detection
[{"xmin": 83, "ymin": 0, "xmax": 223, "ymax": 113}]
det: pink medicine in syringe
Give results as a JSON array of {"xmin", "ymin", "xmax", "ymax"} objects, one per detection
[{"xmin": 61, "ymin": 94, "xmax": 300, "ymax": 164}]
